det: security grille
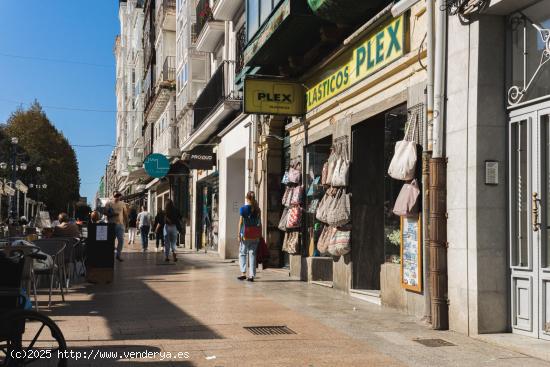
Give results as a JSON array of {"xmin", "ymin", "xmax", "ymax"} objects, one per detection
[
  {"xmin": 413, "ymin": 338, "xmax": 455, "ymax": 347},
  {"xmin": 244, "ymin": 326, "xmax": 296, "ymax": 335}
]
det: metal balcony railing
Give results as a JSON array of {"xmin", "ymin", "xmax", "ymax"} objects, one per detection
[
  {"xmin": 235, "ymin": 26, "xmax": 246, "ymax": 74},
  {"xmin": 161, "ymin": 56, "xmax": 176, "ymax": 83},
  {"xmin": 143, "ymin": 67, "xmax": 155, "ymax": 111},
  {"xmin": 193, "ymin": 60, "xmax": 240, "ymax": 129},
  {"xmin": 195, "ymin": 0, "xmax": 212, "ymax": 38}
]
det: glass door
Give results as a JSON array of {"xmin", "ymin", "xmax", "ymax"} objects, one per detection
[{"xmin": 510, "ymin": 102, "xmax": 550, "ymax": 340}]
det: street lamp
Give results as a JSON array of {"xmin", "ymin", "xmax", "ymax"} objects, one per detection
[
  {"xmin": 28, "ymin": 166, "xmax": 46, "ymax": 215},
  {"xmin": 0, "ymin": 137, "xmax": 30, "ymax": 224}
]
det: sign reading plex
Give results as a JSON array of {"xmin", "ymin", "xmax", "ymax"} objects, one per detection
[
  {"xmin": 244, "ymin": 77, "xmax": 305, "ymax": 116},
  {"xmin": 306, "ymin": 15, "xmax": 405, "ymax": 112}
]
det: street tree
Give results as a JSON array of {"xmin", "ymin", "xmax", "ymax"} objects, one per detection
[{"xmin": 1, "ymin": 101, "xmax": 80, "ymax": 215}]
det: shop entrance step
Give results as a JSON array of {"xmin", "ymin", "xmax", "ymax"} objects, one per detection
[
  {"xmin": 350, "ymin": 289, "xmax": 381, "ymax": 305},
  {"xmin": 311, "ymin": 280, "xmax": 333, "ymax": 288}
]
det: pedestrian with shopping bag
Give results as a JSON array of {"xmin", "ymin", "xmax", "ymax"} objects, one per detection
[{"xmin": 237, "ymin": 191, "xmax": 262, "ymax": 282}]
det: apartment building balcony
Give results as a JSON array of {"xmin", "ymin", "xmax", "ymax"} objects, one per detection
[
  {"xmin": 195, "ymin": 0, "xmax": 224, "ymax": 53},
  {"xmin": 144, "ymin": 56, "xmax": 176, "ymax": 123},
  {"xmin": 212, "ymin": 0, "xmax": 241, "ymax": 21},
  {"xmin": 157, "ymin": 0, "xmax": 176, "ymax": 32},
  {"xmin": 183, "ymin": 60, "xmax": 241, "ymax": 151},
  {"xmin": 154, "ymin": 125, "xmax": 180, "ymax": 158}
]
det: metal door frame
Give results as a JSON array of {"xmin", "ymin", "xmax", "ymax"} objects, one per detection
[{"xmin": 509, "ymin": 99, "xmax": 550, "ymax": 339}]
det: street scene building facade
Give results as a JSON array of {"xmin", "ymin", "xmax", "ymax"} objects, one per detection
[{"xmin": 104, "ymin": 0, "xmax": 550, "ymax": 344}]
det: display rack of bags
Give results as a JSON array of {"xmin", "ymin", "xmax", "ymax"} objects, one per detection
[
  {"xmin": 314, "ymin": 138, "xmax": 352, "ymax": 257},
  {"xmin": 390, "ymin": 113, "xmax": 421, "ymax": 217},
  {"xmin": 280, "ymin": 159, "xmax": 303, "ymax": 255}
]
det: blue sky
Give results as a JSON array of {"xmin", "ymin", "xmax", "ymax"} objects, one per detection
[{"xmin": 0, "ymin": 1, "xmax": 119, "ymax": 205}]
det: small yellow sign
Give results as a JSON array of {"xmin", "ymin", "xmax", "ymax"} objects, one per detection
[
  {"xmin": 244, "ymin": 78, "xmax": 305, "ymax": 116},
  {"xmin": 306, "ymin": 15, "xmax": 406, "ymax": 112}
]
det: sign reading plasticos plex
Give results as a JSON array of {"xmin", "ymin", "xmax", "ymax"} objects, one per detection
[{"xmin": 306, "ymin": 15, "xmax": 405, "ymax": 112}]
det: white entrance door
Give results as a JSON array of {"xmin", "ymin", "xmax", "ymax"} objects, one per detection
[{"xmin": 510, "ymin": 102, "xmax": 550, "ymax": 340}]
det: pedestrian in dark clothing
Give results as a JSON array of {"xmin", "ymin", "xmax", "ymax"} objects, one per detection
[
  {"xmin": 163, "ymin": 200, "xmax": 181, "ymax": 262},
  {"xmin": 154, "ymin": 209, "xmax": 165, "ymax": 252},
  {"xmin": 128, "ymin": 207, "xmax": 138, "ymax": 245}
]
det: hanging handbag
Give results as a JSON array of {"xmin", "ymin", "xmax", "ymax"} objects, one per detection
[
  {"xmin": 325, "ymin": 150, "xmax": 337, "ymax": 186},
  {"xmin": 317, "ymin": 225, "xmax": 336, "ymax": 254},
  {"xmin": 331, "ymin": 144, "xmax": 350, "ymax": 187},
  {"xmin": 290, "ymin": 186, "xmax": 304, "ymax": 206},
  {"xmin": 388, "ymin": 119, "xmax": 418, "ymax": 181},
  {"xmin": 286, "ymin": 206, "xmax": 302, "ymax": 228},
  {"xmin": 393, "ymin": 179, "xmax": 421, "ymax": 217},
  {"xmin": 328, "ymin": 228, "xmax": 351, "ymax": 256},
  {"xmin": 315, "ymin": 193, "xmax": 328, "ymax": 222},
  {"xmin": 288, "ymin": 161, "xmax": 302, "ymax": 184},
  {"xmin": 283, "ymin": 231, "xmax": 300, "ymax": 254},
  {"xmin": 321, "ymin": 161, "xmax": 329, "ymax": 186},
  {"xmin": 327, "ymin": 189, "xmax": 351, "ymax": 226},
  {"xmin": 282, "ymin": 187, "xmax": 293, "ymax": 207},
  {"xmin": 278, "ymin": 208, "xmax": 289, "ymax": 231}
]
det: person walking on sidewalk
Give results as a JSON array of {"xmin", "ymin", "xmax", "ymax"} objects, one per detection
[
  {"xmin": 137, "ymin": 206, "xmax": 152, "ymax": 252},
  {"xmin": 128, "ymin": 207, "xmax": 138, "ymax": 245},
  {"xmin": 163, "ymin": 199, "xmax": 181, "ymax": 262},
  {"xmin": 237, "ymin": 191, "xmax": 262, "ymax": 282},
  {"xmin": 154, "ymin": 209, "xmax": 165, "ymax": 252},
  {"xmin": 105, "ymin": 191, "xmax": 128, "ymax": 262}
]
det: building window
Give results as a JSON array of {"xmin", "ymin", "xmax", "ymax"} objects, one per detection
[{"xmin": 246, "ymin": 0, "xmax": 283, "ymax": 42}]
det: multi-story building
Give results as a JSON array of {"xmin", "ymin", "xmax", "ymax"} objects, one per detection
[{"xmin": 115, "ymin": 0, "xmax": 146, "ymax": 201}]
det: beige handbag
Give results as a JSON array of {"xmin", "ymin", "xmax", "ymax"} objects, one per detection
[
  {"xmin": 283, "ymin": 231, "xmax": 300, "ymax": 254},
  {"xmin": 393, "ymin": 179, "xmax": 420, "ymax": 216},
  {"xmin": 331, "ymin": 144, "xmax": 350, "ymax": 187},
  {"xmin": 327, "ymin": 189, "xmax": 351, "ymax": 226},
  {"xmin": 388, "ymin": 119, "xmax": 418, "ymax": 181},
  {"xmin": 328, "ymin": 227, "xmax": 351, "ymax": 257},
  {"xmin": 325, "ymin": 149, "xmax": 337, "ymax": 186},
  {"xmin": 318, "ymin": 226, "xmax": 336, "ymax": 254}
]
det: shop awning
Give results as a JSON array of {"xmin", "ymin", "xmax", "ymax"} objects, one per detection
[
  {"xmin": 197, "ymin": 171, "xmax": 219, "ymax": 188},
  {"xmin": 126, "ymin": 167, "xmax": 150, "ymax": 182}
]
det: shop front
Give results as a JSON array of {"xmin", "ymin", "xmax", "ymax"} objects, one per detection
[{"xmin": 279, "ymin": 6, "xmax": 429, "ymax": 317}]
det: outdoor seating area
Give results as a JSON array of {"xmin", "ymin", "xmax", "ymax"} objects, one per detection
[{"xmin": 0, "ymin": 227, "xmax": 87, "ymax": 311}]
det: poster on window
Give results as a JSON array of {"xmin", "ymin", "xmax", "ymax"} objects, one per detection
[{"xmin": 400, "ymin": 215, "xmax": 422, "ymax": 292}]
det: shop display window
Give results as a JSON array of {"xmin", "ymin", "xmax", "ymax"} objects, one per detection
[{"xmin": 303, "ymin": 136, "xmax": 332, "ymax": 257}]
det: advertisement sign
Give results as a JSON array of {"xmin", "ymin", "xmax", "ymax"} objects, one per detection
[
  {"xmin": 305, "ymin": 15, "xmax": 405, "ymax": 112},
  {"xmin": 143, "ymin": 153, "xmax": 170, "ymax": 178},
  {"xmin": 400, "ymin": 215, "xmax": 422, "ymax": 292},
  {"xmin": 188, "ymin": 146, "xmax": 216, "ymax": 170},
  {"xmin": 244, "ymin": 78, "xmax": 305, "ymax": 116}
]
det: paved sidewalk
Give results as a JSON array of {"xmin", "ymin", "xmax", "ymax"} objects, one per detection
[{"xmin": 40, "ymin": 246, "xmax": 550, "ymax": 366}]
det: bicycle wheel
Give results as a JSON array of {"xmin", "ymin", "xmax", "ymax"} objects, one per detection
[{"xmin": 0, "ymin": 310, "xmax": 67, "ymax": 367}]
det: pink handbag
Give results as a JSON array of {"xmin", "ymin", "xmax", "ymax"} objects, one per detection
[
  {"xmin": 290, "ymin": 186, "xmax": 303, "ymax": 206},
  {"xmin": 393, "ymin": 179, "xmax": 420, "ymax": 216},
  {"xmin": 286, "ymin": 206, "xmax": 302, "ymax": 228},
  {"xmin": 288, "ymin": 162, "xmax": 302, "ymax": 184}
]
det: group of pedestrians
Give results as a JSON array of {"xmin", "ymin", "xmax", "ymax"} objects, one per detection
[
  {"xmin": 103, "ymin": 189, "xmax": 263, "ymax": 279},
  {"xmin": 104, "ymin": 191, "xmax": 182, "ymax": 262}
]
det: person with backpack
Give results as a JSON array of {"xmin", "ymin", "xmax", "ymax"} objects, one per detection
[
  {"xmin": 237, "ymin": 191, "xmax": 262, "ymax": 282},
  {"xmin": 127, "ymin": 207, "xmax": 138, "ymax": 245}
]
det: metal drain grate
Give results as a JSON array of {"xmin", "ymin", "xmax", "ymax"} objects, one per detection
[
  {"xmin": 244, "ymin": 326, "xmax": 296, "ymax": 335},
  {"xmin": 413, "ymin": 338, "xmax": 455, "ymax": 347}
]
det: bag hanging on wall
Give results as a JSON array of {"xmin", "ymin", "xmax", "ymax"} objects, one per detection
[
  {"xmin": 317, "ymin": 225, "xmax": 336, "ymax": 254},
  {"xmin": 307, "ymin": 176, "xmax": 321, "ymax": 197},
  {"xmin": 278, "ymin": 208, "xmax": 289, "ymax": 231},
  {"xmin": 316, "ymin": 188, "xmax": 336, "ymax": 223},
  {"xmin": 315, "ymin": 192, "xmax": 329, "ymax": 223},
  {"xmin": 288, "ymin": 161, "xmax": 302, "ymax": 184},
  {"xmin": 290, "ymin": 186, "xmax": 304, "ymax": 206},
  {"xmin": 331, "ymin": 144, "xmax": 350, "ymax": 187},
  {"xmin": 286, "ymin": 206, "xmax": 303, "ymax": 229},
  {"xmin": 388, "ymin": 118, "xmax": 419, "ymax": 181},
  {"xmin": 282, "ymin": 187, "xmax": 293, "ymax": 207},
  {"xmin": 393, "ymin": 179, "xmax": 421, "ymax": 216},
  {"xmin": 283, "ymin": 231, "xmax": 300, "ymax": 254},
  {"xmin": 321, "ymin": 161, "xmax": 329, "ymax": 186},
  {"xmin": 325, "ymin": 149, "xmax": 337, "ymax": 186},
  {"xmin": 328, "ymin": 228, "xmax": 351, "ymax": 256},
  {"xmin": 327, "ymin": 189, "xmax": 351, "ymax": 226}
]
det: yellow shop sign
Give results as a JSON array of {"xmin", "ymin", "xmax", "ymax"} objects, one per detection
[
  {"xmin": 244, "ymin": 77, "xmax": 305, "ymax": 116},
  {"xmin": 306, "ymin": 15, "xmax": 406, "ymax": 112}
]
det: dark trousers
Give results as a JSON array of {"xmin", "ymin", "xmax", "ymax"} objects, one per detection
[
  {"xmin": 156, "ymin": 231, "xmax": 164, "ymax": 248},
  {"xmin": 140, "ymin": 226, "xmax": 150, "ymax": 249}
]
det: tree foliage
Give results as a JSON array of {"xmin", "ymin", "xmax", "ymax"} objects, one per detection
[{"xmin": 1, "ymin": 102, "xmax": 80, "ymax": 215}]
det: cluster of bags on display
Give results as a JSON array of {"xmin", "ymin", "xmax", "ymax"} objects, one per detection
[
  {"xmin": 388, "ymin": 117, "xmax": 421, "ymax": 217},
  {"xmin": 280, "ymin": 161, "xmax": 303, "ymax": 254},
  {"xmin": 315, "ymin": 141, "xmax": 352, "ymax": 257}
]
